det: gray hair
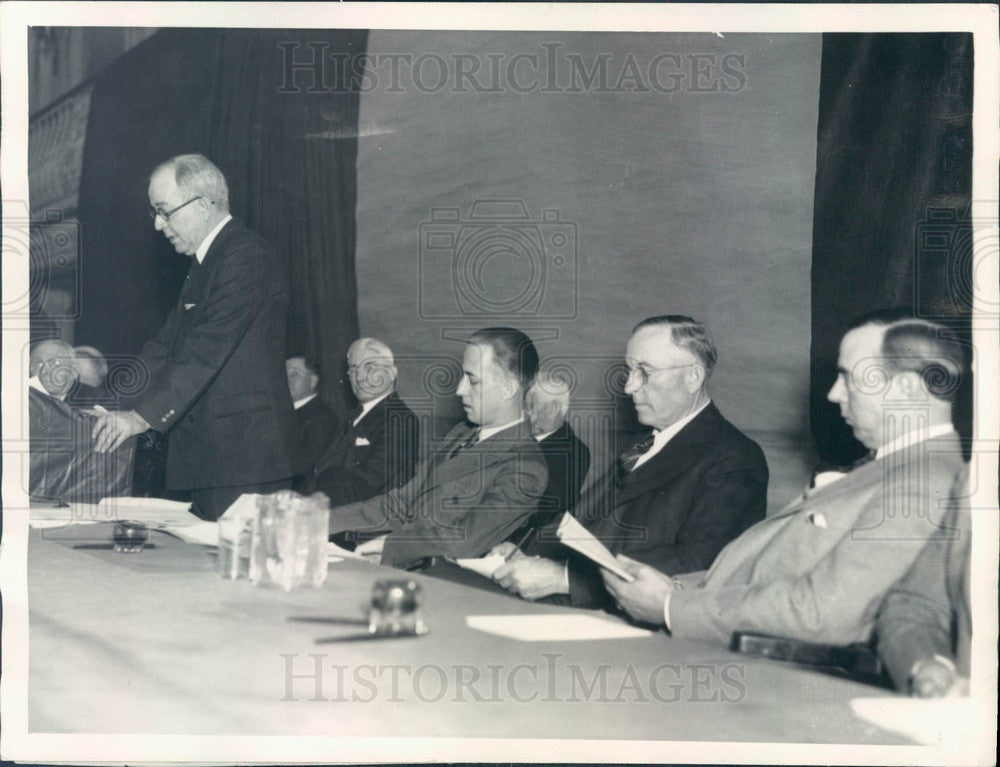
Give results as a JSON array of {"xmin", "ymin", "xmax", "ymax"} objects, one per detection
[
  {"xmin": 153, "ymin": 154, "xmax": 229, "ymax": 211},
  {"xmin": 632, "ymin": 315, "xmax": 717, "ymax": 377}
]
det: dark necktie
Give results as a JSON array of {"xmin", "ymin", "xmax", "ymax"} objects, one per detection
[
  {"xmin": 617, "ymin": 434, "xmax": 656, "ymax": 476},
  {"xmin": 447, "ymin": 431, "xmax": 479, "ymax": 460}
]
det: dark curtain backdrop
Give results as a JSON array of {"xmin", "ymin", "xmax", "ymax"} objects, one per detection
[
  {"xmin": 76, "ymin": 28, "xmax": 366, "ymax": 417},
  {"xmin": 810, "ymin": 33, "xmax": 973, "ymax": 464}
]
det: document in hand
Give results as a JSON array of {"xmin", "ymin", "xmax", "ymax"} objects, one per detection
[
  {"xmin": 452, "ymin": 553, "xmax": 507, "ymax": 579},
  {"xmin": 555, "ymin": 512, "xmax": 635, "ymax": 582}
]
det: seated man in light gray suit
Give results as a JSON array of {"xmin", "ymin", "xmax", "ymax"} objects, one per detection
[
  {"xmin": 325, "ymin": 327, "xmax": 547, "ymax": 571},
  {"xmin": 602, "ymin": 312, "xmax": 968, "ymax": 649}
]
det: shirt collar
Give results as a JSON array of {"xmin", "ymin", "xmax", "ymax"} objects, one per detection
[
  {"xmin": 353, "ymin": 391, "xmax": 392, "ymax": 426},
  {"xmin": 29, "ymin": 376, "xmax": 65, "ymax": 401},
  {"xmin": 875, "ymin": 422, "xmax": 954, "ymax": 460},
  {"xmin": 194, "ymin": 214, "xmax": 232, "ymax": 264},
  {"xmin": 478, "ymin": 416, "xmax": 525, "ymax": 443},
  {"xmin": 535, "ymin": 427, "xmax": 559, "ymax": 442},
  {"xmin": 631, "ymin": 399, "xmax": 710, "ymax": 472},
  {"xmin": 293, "ymin": 393, "xmax": 318, "ymax": 410}
]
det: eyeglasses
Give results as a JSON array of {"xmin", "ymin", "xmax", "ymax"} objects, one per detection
[
  {"xmin": 625, "ymin": 362, "xmax": 696, "ymax": 387},
  {"xmin": 148, "ymin": 196, "xmax": 205, "ymax": 222}
]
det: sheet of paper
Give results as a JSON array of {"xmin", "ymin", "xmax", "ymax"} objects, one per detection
[
  {"xmin": 96, "ymin": 496, "xmax": 197, "ymax": 527},
  {"xmin": 466, "ymin": 613, "xmax": 652, "ymax": 641},
  {"xmin": 850, "ymin": 696, "xmax": 977, "ymax": 746},
  {"xmin": 327, "ymin": 541, "xmax": 370, "ymax": 561},
  {"xmin": 555, "ymin": 513, "xmax": 635, "ymax": 582},
  {"xmin": 453, "ymin": 553, "xmax": 506, "ymax": 579},
  {"xmin": 164, "ymin": 520, "xmax": 219, "ymax": 546}
]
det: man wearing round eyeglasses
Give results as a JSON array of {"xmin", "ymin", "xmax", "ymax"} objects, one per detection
[
  {"xmin": 492, "ymin": 315, "xmax": 768, "ymax": 609},
  {"xmin": 92, "ymin": 154, "xmax": 304, "ymax": 520}
]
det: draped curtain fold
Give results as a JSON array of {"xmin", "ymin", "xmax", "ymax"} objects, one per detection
[
  {"xmin": 810, "ymin": 33, "xmax": 973, "ymax": 463},
  {"xmin": 76, "ymin": 28, "xmax": 366, "ymax": 418}
]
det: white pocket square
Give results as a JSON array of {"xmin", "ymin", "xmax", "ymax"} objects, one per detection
[
  {"xmin": 807, "ymin": 511, "xmax": 828, "ymax": 528},
  {"xmin": 184, "ymin": 303, "xmax": 196, "ymax": 310},
  {"xmin": 355, "ymin": 437, "xmax": 370, "ymax": 446}
]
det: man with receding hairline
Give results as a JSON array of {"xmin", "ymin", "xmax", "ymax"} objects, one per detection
[
  {"xmin": 92, "ymin": 154, "xmax": 304, "ymax": 519},
  {"xmin": 493, "ymin": 315, "xmax": 768, "ymax": 608}
]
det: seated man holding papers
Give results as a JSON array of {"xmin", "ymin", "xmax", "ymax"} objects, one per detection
[
  {"xmin": 491, "ymin": 316, "xmax": 768, "ymax": 608},
  {"xmin": 602, "ymin": 312, "xmax": 969, "ymax": 649}
]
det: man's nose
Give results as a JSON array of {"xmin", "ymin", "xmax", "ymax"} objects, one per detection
[
  {"xmin": 827, "ymin": 378, "xmax": 843, "ymax": 403},
  {"xmin": 623, "ymin": 370, "xmax": 640, "ymax": 396},
  {"xmin": 455, "ymin": 376, "xmax": 468, "ymax": 397},
  {"xmin": 153, "ymin": 215, "xmax": 166, "ymax": 231}
]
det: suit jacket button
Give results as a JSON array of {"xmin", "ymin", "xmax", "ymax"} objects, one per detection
[
  {"xmin": 452, "ymin": 496, "xmax": 459, "ymax": 503},
  {"xmin": 161, "ymin": 417, "xmax": 167, "ymax": 423}
]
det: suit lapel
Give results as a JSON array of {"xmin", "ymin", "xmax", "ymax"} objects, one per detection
[
  {"xmin": 426, "ymin": 421, "xmax": 526, "ymax": 488},
  {"xmin": 612, "ymin": 403, "xmax": 723, "ymax": 505}
]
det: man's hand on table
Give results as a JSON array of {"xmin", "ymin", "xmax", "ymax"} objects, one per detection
[
  {"xmin": 601, "ymin": 554, "xmax": 675, "ymax": 627},
  {"xmin": 92, "ymin": 410, "xmax": 151, "ymax": 453},
  {"xmin": 492, "ymin": 555, "xmax": 568, "ymax": 600}
]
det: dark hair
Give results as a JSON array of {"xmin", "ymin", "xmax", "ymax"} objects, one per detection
[
  {"xmin": 881, "ymin": 320, "xmax": 967, "ymax": 403},
  {"xmin": 287, "ymin": 354, "xmax": 320, "ymax": 378},
  {"xmin": 632, "ymin": 315, "xmax": 718, "ymax": 376},
  {"xmin": 467, "ymin": 327, "xmax": 539, "ymax": 390},
  {"xmin": 845, "ymin": 307, "xmax": 916, "ymax": 331}
]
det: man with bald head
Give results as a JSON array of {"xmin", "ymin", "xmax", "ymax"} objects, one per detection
[
  {"xmin": 493, "ymin": 315, "xmax": 768, "ymax": 607},
  {"xmin": 604, "ymin": 311, "xmax": 968, "ymax": 649},
  {"xmin": 29, "ymin": 339, "xmax": 79, "ymax": 401},
  {"xmin": 301, "ymin": 338, "xmax": 419, "ymax": 510},
  {"xmin": 92, "ymin": 154, "xmax": 303, "ymax": 519}
]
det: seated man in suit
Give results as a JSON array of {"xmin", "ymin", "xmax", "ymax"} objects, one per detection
[
  {"xmin": 602, "ymin": 313, "xmax": 968, "ymax": 649},
  {"xmin": 876, "ymin": 468, "xmax": 971, "ymax": 697},
  {"xmin": 29, "ymin": 339, "xmax": 79, "ymax": 402},
  {"xmin": 520, "ymin": 371, "xmax": 591, "ymax": 526},
  {"xmin": 325, "ymin": 327, "xmax": 547, "ymax": 571},
  {"xmin": 301, "ymin": 338, "xmax": 419, "ymax": 509},
  {"xmin": 493, "ymin": 315, "xmax": 768, "ymax": 607},
  {"xmin": 65, "ymin": 345, "xmax": 119, "ymax": 409},
  {"xmin": 286, "ymin": 354, "xmax": 338, "ymax": 466}
]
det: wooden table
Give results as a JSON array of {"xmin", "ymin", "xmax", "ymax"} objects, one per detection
[{"xmin": 27, "ymin": 523, "xmax": 909, "ymax": 744}]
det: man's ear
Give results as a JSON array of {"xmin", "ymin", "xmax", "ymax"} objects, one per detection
[
  {"xmin": 309, "ymin": 373, "xmax": 319, "ymax": 391},
  {"xmin": 685, "ymin": 364, "xmax": 707, "ymax": 393},
  {"xmin": 895, "ymin": 370, "xmax": 923, "ymax": 397}
]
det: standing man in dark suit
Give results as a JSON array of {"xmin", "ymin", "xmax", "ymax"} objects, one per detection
[
  {"xmin": 93, "ymin": 154, "xmax": 303, "ymax": 519},
  {"xmin": 493, "ymin": 315, "xmax": 768, "ymax": 608},
  {"xmin": 302, "ymin": 338, "xmax": 419, "ymax": 508},
  {"xmin": 325, "ymin": 327, "xmax": 547, "ymax": 570},
  {"xmin": 520, "ymin": 371, "xmax": 591, "ymax": 526},
  {"xmin": 286, "ymin": 355, "xmax": 338, "ymax": 466}
]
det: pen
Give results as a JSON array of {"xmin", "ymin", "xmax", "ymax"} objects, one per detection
[{"xmin": 504, "ymin": 527, "xmax": 536, "ymax": 562}]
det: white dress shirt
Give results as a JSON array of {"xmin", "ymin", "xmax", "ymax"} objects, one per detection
[
  {"xmin": 631, "ymin": 400, "xmax": 711, "ymax": 471},
  {"xmin": 353, "ymin": 391, "xmax": 391, "ymax": 427},
  {"xmin": 477, "ymin": 417, "xmax": 525, "ymax": 442},
  {"xmin": 293, "ymin": 393, "xmax": 317, "ymax": 410},
  {"xmin": 194, "ymin": 214, "xmax": 233, "ymax": 264}
]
